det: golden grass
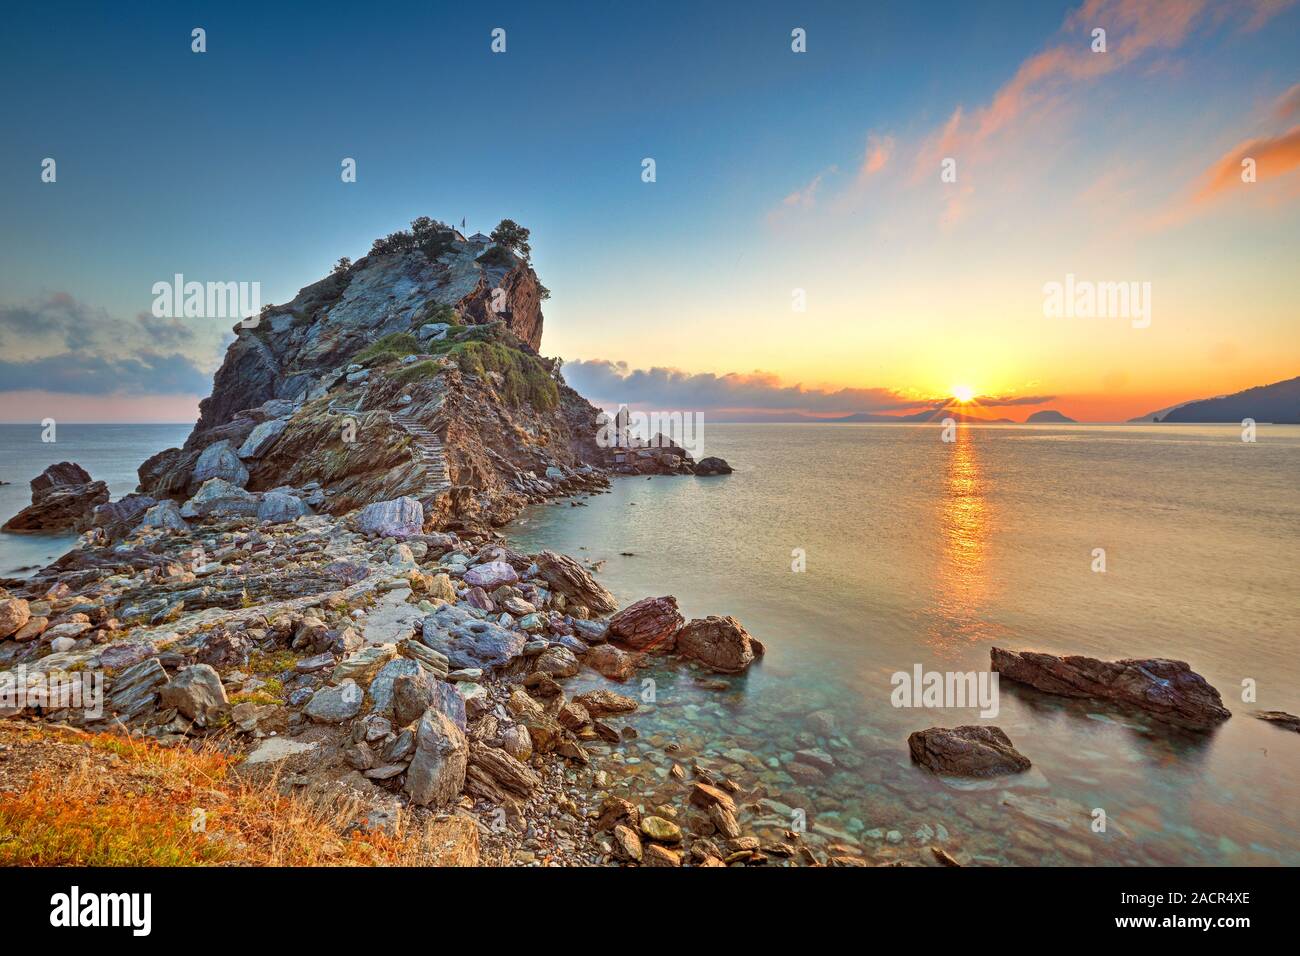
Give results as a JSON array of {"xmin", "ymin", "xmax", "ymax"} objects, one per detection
[{"xmin": 0, "ymin": 725, "xmax": 469, "ymax": 866}]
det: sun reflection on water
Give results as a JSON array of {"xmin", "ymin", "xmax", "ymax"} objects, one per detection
[{"xmin": 930, "ymin": 426, "xmax": 994, "ymax": 649}]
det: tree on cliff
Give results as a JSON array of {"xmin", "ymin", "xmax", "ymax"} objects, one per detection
[{"xmin": 490, "ymin": 219, "xmax": 531, "ymax": 260}]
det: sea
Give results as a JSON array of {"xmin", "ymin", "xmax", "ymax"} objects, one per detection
[{"xmin": 2, "ymin": 421, "xmax": 1297, "ymax": 865}]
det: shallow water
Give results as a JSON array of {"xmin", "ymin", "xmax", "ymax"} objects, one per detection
[
  {"xmin": 508, "ymin": 423, "xmax": 1300, "ymax": 865},
  {"xmin": 0, "ymin": 423, "xmax": 190, "ymax": 577}
]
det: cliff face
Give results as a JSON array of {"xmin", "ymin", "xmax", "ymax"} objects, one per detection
[{"xmin": 139, "ymin": 231, "xmax": 605, "ymax": 529}]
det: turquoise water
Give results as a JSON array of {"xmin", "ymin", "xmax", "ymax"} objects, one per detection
[
  {"xmin": 0, "ymin": 423, "xmax": 190, "ymax": 577},
  {"xmin": 509, "ymin": 423, "xmax": 1300, "ymax": 865}
]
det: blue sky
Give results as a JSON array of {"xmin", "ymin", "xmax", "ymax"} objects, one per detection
[{"xmin": 1, "ymin": 0, "xmax": 1297, "ymax": 421}]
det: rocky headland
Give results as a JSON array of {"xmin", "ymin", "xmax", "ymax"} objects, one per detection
[{"xmin": 0, "ymin": 219, "xmax": 806, "ymax": 868}]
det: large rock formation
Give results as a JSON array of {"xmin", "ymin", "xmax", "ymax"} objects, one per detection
[
  {"xmin": 2, "ymin": 462, "xmax": 109, "ymax": 532},
  {"xmin": 135, "ymin": 220, "xmax": 608, "ymax": 531},
  {"xmin": 991, "ymin": 647, "xmax": 1231, "ymax": 731}
]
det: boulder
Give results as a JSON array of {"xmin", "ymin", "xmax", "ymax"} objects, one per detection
[
  {"xmin": 159, "ymin": 664, "xmax": 229, "ymax": 727},
  {"xmin": 257, "ymin": 491, "xmax": 310, "ymax": 524},
  {"xmin": 136, "ymin": 499, "xmax": 188, "ymax": 532},
  {"xmin": 608, "ymin": 596, "xmax": 683, "ymax": 652},
  {"xmin": 535, "ymin": 550, "xmax": 617, "ymax": 614},
  {"xmin": 694, "ymin": 457, "xmax": 733, "ymax": 476},
  {"xmin": 192, "ymin": 439, "xmax": 249, "ymax": 487},
  {"xmin": 304, "ymin": 680, "xmax": 364, "ymax": 723},
  {"xmin": 420, "ymin": 603, "xmax": 526, "ymax": 670},
  {"xmin": 463, "ymin": 560, "xmax": 519, "ymax": 589},
  {"xmin": 105, "ymin": 657, "xmax": 168, "ymax": 720},
  {"xmin": 237, "ymin": 418, "xmax": 288, "ymax": 459},
  {"xmin": 585, "ymin": 643, "xmax": 639, "ymax": 681},
  {"xmin": 181, "ymin": 478, "xmax": 259, "ymax": 518},
  {"xmin": 573, "ymin": 689, "xmax": 638, "ymax": 717},
  {"xmin": 990, "ymin": 647, "xmax": 1232, "ymax": 731},
  {"xmin": 534, "ymin": 645, "xmax": 580, "ymax": 678},
  {"xmin": 355, "ymin": 496, "xmax": 424, "ymax": 539},
  {"xmin": 675, "ymin": 615, "xmax": 761, "ymax": 673},
  {"xmin": 907, "ymin": 725, "xmax": 1032, "ymax": 778},
  {"xmin": 94, "ymin": 493, "xmax": 158, "ymax": 539},
  {"xmin": 405, "ymin": 708, "xmax": 468, "ymax": 807},
  {"xmin": 392, "ymin": 671, "xmax": 467, "ymax": 731},
  {"xmin": 2, "ymin": 462, "xmax": 109, "ymax": 532},
  {"xmin": 0, "ymin": 599, "xmax": 32, "ymax": 640}
]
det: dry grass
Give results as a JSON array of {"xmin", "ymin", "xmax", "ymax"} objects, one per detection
[{"xmin": 0, "ymin": 723, "xmax": 476, "ymax": 866}]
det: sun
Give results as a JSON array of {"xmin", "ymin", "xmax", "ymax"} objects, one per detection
[{"xmin": 951, "ymin": 384, "xmax": 977, "ymax": 403}]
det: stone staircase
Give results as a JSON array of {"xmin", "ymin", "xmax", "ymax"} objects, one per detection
[{"xmin": 391, "ymin": 407, "xmax": 452, "ymax": 502}]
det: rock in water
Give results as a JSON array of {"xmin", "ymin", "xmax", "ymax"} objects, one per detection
[
  {"xmin": 675, "ymin": 615, "xmax": 762, "ymax": 673},
  {"xmin": 535, "ymin": 550, "xmax": 617, "ymax": 614},
  {"xmin": 990, "ymin": 647, "xmax": 1231, "ymax": 731},
  {"xmin": 355, "ymin": 496, "xmax": 424, "ymax": 539},
  {"xmin": 2, "ymin": 461, "xmax": 109, "ymax": 532},
  {"xmin": 585, "ymin": 643, "xmax": 639, "ymax": 681},
  {"xmin": 908, "ymin": 725, "xmax": 1032, "ymax": 777},
  {"xmin": 694, "ymin": 456, "xmax": 733, "ymax": 476},
  {"xmin": 192, "ymin": 439, "xmax": 249, "ymax": 488},
  {"xmin": 608, "ymin": 595, "xmax": 683, "ymax": 652},
  {"xmin": 1254, "ymin": 711, "xmax": 1300, "ymax": 733},
  {"xmin": 406, "ymin": 707, "xmax": 468, "ymax": 807}
]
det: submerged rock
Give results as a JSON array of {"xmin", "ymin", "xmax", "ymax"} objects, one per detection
[
  {"xmin": 908, "ymin": 725, "xmax": 1032, "ymax": 778},
  {"xmin": 990, "ymin": 647, "xmax": 1231, "ymax": 731},
  {"xmin": 1254, "ymin": 711, "xmax": 1300, "ymax": 733}
]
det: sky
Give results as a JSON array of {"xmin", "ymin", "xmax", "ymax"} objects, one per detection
[{"xmin": 1, "ymin": 0, "xmax": 1297, "ymax": 423}]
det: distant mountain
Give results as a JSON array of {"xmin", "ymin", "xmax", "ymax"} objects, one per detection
[
  {"xmin": 1134, "ymin": 376, "xmax": 1300, "ymax": 424},
  {"xmin": 1025, "ymin": 409, "xmax": 1076, "ymax": 423}
]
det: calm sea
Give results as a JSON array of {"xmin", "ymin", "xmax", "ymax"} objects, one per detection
[
  {"xmin": 0, "ymin": 423, "xmax": 190, "ymax": 576},
  {"xmin": 2, "ymin": 421, "xmax": 1296, "ymax": 864},
  {"xmin": 509, "ymin": 423, "xmax": 1300, "ymax": 866}
]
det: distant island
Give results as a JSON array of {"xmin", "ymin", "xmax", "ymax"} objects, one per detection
[
  {"xmin": 1025, "ymin": 410, "xmax": 1076, "ymax": 423},
  {"xmin": 1130, "ymin": 376, "xmax": 1300, "ymax": 424}
]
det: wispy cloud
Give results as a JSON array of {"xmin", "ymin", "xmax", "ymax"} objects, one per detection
[
  {"xmin": 564, "ymin": 359, "xmax": 1053, "ymax": 417},
  {"xmin": 0, "ymin": 293, "xmax": 218, "ymax": 396}
]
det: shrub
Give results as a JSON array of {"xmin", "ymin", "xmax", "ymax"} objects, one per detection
[{"xmin": 353, "ymin": 332, "xmax": 422, "ymax": 367}]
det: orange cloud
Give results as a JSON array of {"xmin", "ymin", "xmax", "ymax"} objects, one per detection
[
  {"xmin": 859, "ymin": 134, "xmax": 894, "ymax": 177},
  {"xmin": 1194, "ymin": 125, "xmax": 1300, "ymax": 204}
]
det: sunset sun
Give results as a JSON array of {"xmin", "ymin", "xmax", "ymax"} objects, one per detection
[{"xmin": 952, "ymin": 384, "xmax": 977, "ymax": 403}]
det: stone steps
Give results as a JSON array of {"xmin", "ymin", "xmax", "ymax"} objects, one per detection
[{"xmin": 390, "ymin": 408, "xmax": 451, "ymax": 500}]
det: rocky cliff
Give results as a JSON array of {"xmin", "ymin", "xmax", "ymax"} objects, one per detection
[{"xmin": 138, "ymin": 224, "xmax": 606, "ymax": 530}]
